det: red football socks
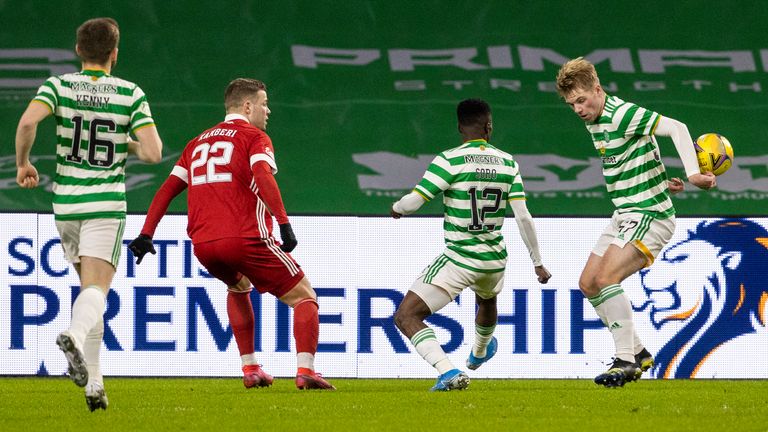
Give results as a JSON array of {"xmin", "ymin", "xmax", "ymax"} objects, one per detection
[
  {"xmin": 227, "ymin": 291, "xmax": 254, "ymax": 355},
  {"xmin": 293, "ymin": 298, "xmax": 319, "ymax": 355}
]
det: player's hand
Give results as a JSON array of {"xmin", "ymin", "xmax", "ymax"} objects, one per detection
[
  {"xmin": 128, "ymin": 234, "xmax": 156, "ymax": 264},
  {"xmin": 390, "ymin": 206, "xmax": 402, "ymax": 219},
  {"xmin": 535, "ymin": 265, "xmax": 551, "ymax": 284},
  {"xmin": 667, "ymin": 177, "xmax": 685, "ymax": 195},
  {"xmin": 16, "ymin": 164, "xmax": 39, "ymax": 189},
  {"xmin": 688, "ymin": 172, "xmax": 716, "ymax": 190},
  {"xmin": 127, "ymin": 138, "xmax": 139, "ymax": 155},
  {"xmin": 279, "ymin": 223, "xmax": 297, "ymax": 252}
]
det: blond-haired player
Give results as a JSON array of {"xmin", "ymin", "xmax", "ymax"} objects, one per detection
[{"xmin": 555, "ymin": 57, "xmax": 715, "ymax": 387}]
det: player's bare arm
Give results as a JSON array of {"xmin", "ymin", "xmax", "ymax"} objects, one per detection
[
  {"xmin": 14, "ymin": 101, "xmax": 51, "ymax": 189},
  {"xmin": 129, "ymin": 125, "xmax": 163, "ymax": 163}
]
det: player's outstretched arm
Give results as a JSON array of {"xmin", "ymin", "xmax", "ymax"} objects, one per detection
[
  {"xmin": 654, "ymin": 116, "xmax": 716, "ymax": 190},
  {"xmin": 130, "ymin": 175, "xmax": 187, "ymax": 264},
  {"xmin": 15, "ymin": 101, "xmax": 50, "ymax": 189},
  {"xmin": 391, "ymin": 191, "xmax": 427, "ymax": 218},
  {"xmin": 392, "ymin": 155, "xmax": 449, "ymax": 218},
  {"xmin": 510, "ymin": 199, "xmax": 551, "ymax": 284},
  {"xmin": 130, "ymin": 126, "xmax": 164, "ymax": 163}
]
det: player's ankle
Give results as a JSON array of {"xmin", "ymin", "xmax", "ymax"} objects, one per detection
[{"xmin": 297, "ymin": 367, "xmax": 314, "ymax": 376}]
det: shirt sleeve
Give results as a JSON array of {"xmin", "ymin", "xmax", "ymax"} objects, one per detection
[
  {"xmin": 129, "ymin": 85, "xmax": 155, "ymax": 133},
  {"xmin": 249, "ymin": 133, "xmax": 278, "ymax": 174},
  {"xmin": 654, "ymin": 116, "xmax": 701, "ymax": 178},
  {"xmin": 618, "ymin": 102, "xmax": 661, "ymax": 138},
  {"xmin": 507, "ymin": 159, "xmax": 526, "ymax": 201},
  {"xmin": 510, "ymin": 199, "xmax": 543, "ymax": 266},
  {"xmin": 32, "ymin": 77, "xmax": 59, "ymax": 113},
  {"xmin": 252, "ymin": 161, "xmax": 289, "ymax": 224},
  {"xmin": 171, "ymin": 145, "xmax": 191, "ymax": 182},
  {"xmin": 413, "ymin": 153, "xmax": 454, "ymax": 201},
  {"xmin": 392, "ymin": 191, "xmax": 427, "ymax": 215},
  {"xmin": 141, "ymin": 175, "xmax": 188, "ymax": 237}
]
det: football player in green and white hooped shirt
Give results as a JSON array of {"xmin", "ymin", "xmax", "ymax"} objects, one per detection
[
  {"xmin": 555, "ymin": 57, "xmax": 716, "ymax": 388},
  {"xmin": 15, "ymin": 18, "xmax": 163, "ymax": 411},
  {"xmin": 390, "ymin": 99, "xmax": 552, "ymax": 391}
]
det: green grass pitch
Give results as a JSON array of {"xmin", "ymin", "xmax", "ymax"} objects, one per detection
[{"xmin": 1, "ymin": 378, "xmax": 766, "ymax": 431}]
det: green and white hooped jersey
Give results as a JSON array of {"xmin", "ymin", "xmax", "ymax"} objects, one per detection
[
  {"xmin": 586, "ymin": 94, "xmax": 673, "ymax": 219},
  {"xmin": 414, "ymin": 139, "xmax": 525, "ymax": 273},
  {"xmin": 33, "ymin": 69, "xmax": 155, "ymax": 220}
]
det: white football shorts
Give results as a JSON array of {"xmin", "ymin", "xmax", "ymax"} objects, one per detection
[
  {"xmin": 592, "ymin": 210, "xmax": 675, "ymax": 266},
  {"xmin": 409, "ymin": 253, "xmax": 504, "ymax": 313},
  {"xmin": 55, "ymin": 218, "xmax": 126, "ymax": 268}
]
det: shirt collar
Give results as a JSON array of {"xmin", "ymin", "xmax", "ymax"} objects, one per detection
[
  {"xmin": 81, "ymin": 69, "xmax": 109, "ymax": 77},
  {"xmin": 224, "ymin": 113, "xmax": 249, "ymax": 123}
]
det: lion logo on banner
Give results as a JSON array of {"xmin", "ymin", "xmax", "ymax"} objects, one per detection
[{"xmin": 639, "ymin": 219, "xmax": 768, "ymax": 378}]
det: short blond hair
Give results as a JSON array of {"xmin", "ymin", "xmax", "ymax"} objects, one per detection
[{"xmin": 555, "ymin": 57, "xmax": 599, "ymax": 98}]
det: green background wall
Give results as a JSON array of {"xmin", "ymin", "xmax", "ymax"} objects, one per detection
[{"xmin": 1, "ymin": 1, "xmax": 766, "ymax": 215}]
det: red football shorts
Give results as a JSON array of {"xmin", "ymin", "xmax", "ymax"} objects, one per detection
[{"xmin": 193, "ymin": 237, "xmax": 304, "ymax": 298}]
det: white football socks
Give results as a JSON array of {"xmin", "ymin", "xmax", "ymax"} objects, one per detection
[
  {"xmin": 68, "ymin": 286, "xmax": 106, "ymax": 349},
  {"xmin": 84, "ymin": 316, "xmax": 104, "ymax": 387},
  {"xmin": 590, "ymin": 294, "xmax": 645, "ymax": 356},
  {"xmin": 240, "ymin": 353, "xmax": 257, "ymax": 366},
  {"xmin": 593, "ymin": 284, "xmax": 636, "ymax": 363},
  {"xmin": 411, "ymin": 327, "xmax": 454, "ymax": 375},
  {"xmin": 472, "ymin": 324, "xmax": 496, "ymax": 358},
  {"xmin": 297, "ymin": 352, "xmax": 315, "ymax": 371}
]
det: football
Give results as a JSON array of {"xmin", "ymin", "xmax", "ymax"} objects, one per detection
[{"xmin": 694, "ymin": 133, "xmax": 734, "ymax": 176}]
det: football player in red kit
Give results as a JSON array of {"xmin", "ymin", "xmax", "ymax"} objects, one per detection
[{"xmin": 128, "ymin": 78, "xmax": 334, "ymax": 390}]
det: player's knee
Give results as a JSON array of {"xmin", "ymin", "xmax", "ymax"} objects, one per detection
[
  {"xmin": 292, "ymin": 287, "xmax": 317, "ymax": 304},
  {"xmin": 591, "ymin": 273, "xmax": 620, "ymax": 292},
  {"xmin": 293, "ymin": 297, "xmax": 318, "ymax": 310},
  {"xmin": 393, "ymin": 303, "xmax": 426, "ymax": 333},
  {"xmin": 578, "ymin": 277, "xmax": 599, "ymax": 297},
  {"xmin": 476, "ymin": 294, "xmax": 497, "ymax": 306},
  {"xmin": 228, "ymin": 278, "xmax": 252, "ymax": 294},
  {"xmin": 393, "ymin": 307, "xmax": 409, "ymax": 333},
  {"xmin": 292, "ymin": 277, "xmax": 316, "ymax": 299}
]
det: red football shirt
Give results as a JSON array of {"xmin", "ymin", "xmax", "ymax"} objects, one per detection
[{"xmin": 170, "ymin": 116, "xmax": 280, "ymax": 244}]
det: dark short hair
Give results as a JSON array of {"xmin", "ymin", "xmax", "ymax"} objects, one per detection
[
  {"xmin": 76, "ymin": 18, "xmax": 120, "ymax": 64},
  {"xmin": 224, "ymin": 78, "xmax": 267, "ymax": 110},
  {"xmin": 457, "ymin": 99, "xmax": 491, "ymax": 127}
]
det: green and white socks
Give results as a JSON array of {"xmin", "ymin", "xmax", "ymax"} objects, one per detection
[
  {"xmin": 588, "ymin": 284, "xmax": 636, "ymax": 363},
  {"xmin": 472, "ymin": 324, "xmax": 496, "ymax": 358},
  {"xmin": 410, "ymin": 327, "xmax": 455, "ymax": 375}
]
